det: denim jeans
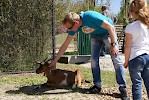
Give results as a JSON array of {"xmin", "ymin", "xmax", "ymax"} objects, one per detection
[
  {"xmin": 128, "ymin": 54, "xmax": 149, "ymax": 100},
  {"xmin": 91, "ymin": 34, "xmax": 127, "ymax": 88}
]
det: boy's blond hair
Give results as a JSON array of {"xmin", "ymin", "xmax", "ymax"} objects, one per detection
[{"xmin": 62, "ymin": 12, "xmax": 80, "ymax": 25}]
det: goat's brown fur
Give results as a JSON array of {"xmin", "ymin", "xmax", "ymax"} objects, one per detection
[{"xmin": 36, "ymin": 61, "xmax": 89, "ymax": 88}]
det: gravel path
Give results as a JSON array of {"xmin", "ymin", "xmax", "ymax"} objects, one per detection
[{"xmin": 79, "ymin": 54, "xmax": 126, "ymax": 71}]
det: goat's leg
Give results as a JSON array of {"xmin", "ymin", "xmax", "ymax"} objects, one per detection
[
  {"xmin": 72, "ymin": 75, "xmax": 77, "ymax": 89},
  {"xmin": 75, "ymin": 69, "xmax": 82, "ymax": 87},
  {"xmin": 76, "ymin": 77, "xmax": 82, "ymax": 87}
]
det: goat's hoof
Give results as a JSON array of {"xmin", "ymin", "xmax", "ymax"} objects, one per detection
[{"xmin": 72, "ymin": 84, "xmax": 77, "ymax": 89}]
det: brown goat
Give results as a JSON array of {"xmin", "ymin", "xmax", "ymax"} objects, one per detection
[{"xmin": 36, "ymin": 59, "xmax": 89, "ymax": 88}]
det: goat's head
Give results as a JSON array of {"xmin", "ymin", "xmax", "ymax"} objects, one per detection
[{"xmin": 36, "ymin": 58, "xmax": 51, "ymax": 74}]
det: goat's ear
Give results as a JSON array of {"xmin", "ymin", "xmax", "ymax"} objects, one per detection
[{"xmin": 45, "ymin": 58, "xmax": 52, "ymax": 63}]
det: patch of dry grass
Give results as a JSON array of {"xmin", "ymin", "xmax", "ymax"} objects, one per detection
[{"xmin": 0, "ymin": 63, "xmax": 148, "ymax": 100}]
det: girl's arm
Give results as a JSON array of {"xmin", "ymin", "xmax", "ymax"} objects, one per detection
[{"xmin": 124, "ymin": 33, "xmax": 132, "ymax": 68}]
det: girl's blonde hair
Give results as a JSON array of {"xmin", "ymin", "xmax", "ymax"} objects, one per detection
[
  {"xmin": 130, "ymin": 0, "xmax": 149, "ymax": 27},
  {"xmin": 62, "ymin": 12, "xmax": 80, "ymax": 25}
]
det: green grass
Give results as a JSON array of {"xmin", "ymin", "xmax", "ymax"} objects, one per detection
[
  {"xmin": 63, "ymin": 51, "xmax": 78, "ymax": 55},
  {"xmin": 0, "ymin": 74, "xmax": 46, "ymax": 86},
  {"xmin": 0, "ymin": 63, "xmax": 131, "ymax": 88},
  {"xmin": 56, "ymin": 33, "xmax": 75, "ymax": 46}
]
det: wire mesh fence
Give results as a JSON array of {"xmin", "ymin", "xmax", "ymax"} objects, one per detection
[{"xmin": 0, "ymin": 0, "xmax": 53, "ymax": 73}]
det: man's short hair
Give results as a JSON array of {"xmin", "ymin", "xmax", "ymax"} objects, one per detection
[
  {"xmin": 101, "ymin": 5, "xmax": 108, "ymax": 9},
  {"xmin": 62, "ymin": 12, "xmax": 80, "ymax": 25}
]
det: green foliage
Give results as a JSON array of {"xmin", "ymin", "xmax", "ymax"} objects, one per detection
[
  {"xmin": 63, "ymin": 51, "xmax": 78, "ymax": 55},
  {"xmin": 0, "ymin": 0, "xmax": 53, "ymax": 72},
  {"xmin": 55, "ymin": 1, "xmax": 69, "ymax": 27},
  {"xmin": 67, "ymin": 0, "xmax": 97, "ymax": 14},
  {"xmin": 1, "ymin": 0, "xmax": 96, "ymax": 72},
  {"xmin": 117, "ymin": 0, "xmax": 130, "ymax": 25},
  {"xmin": 94, "ymin": 6, "xmax": 101, "ymax": 12}
]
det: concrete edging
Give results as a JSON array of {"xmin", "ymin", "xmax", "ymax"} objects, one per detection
[{"xmin": 58, "ymin": 55, "xmax": 91, "ymax": 64}]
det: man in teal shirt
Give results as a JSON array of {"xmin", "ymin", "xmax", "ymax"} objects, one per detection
[
  {"xmin": 49, "ymin": 11, "xmax": 129, "ymax": 100},
  {"xmin": 68, "ymin": 11, "xmax": 113, "ymax": 35}
]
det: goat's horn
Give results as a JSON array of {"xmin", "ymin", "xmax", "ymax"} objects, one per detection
[
  {"xmin": 43, "ymin": 57, "xmax": 48, "ymax": 62},
  {"xmin": 46, "ymin": 58, "xmax": 52, "ymax": 63},
  {"xmin": 35, "ymin": 61, "xmax": 41, "ymax": 64}
]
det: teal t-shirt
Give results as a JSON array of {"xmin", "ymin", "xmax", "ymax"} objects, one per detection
[{"xmin": 68, "ymin": 10, "xmax": 114, "ymax": 36}]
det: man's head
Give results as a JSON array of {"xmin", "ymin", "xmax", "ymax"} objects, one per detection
[
  {"xmin": 62, "ymin": 12, "xmax": 82, "ymax": 31},
  {"xmin": 101, "ymin": 5, "xmax": 108, "ymax": 12}
]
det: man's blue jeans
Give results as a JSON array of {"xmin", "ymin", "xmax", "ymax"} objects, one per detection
[
  {"xmin": 128, "ymin": 54, "xmax": 149, "ymax": 100},
  {"xmin": 91, "ymin": 34, "xmax": 126, "ymax": 88}
]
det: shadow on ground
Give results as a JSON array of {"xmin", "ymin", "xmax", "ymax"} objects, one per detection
[
  {"xmin": 5, "ymin": 84, "xmax": 122, "ymax": 99},
  {"xmin": 6, "ymin": 84, "xmax": 88, "ymax": 95}
]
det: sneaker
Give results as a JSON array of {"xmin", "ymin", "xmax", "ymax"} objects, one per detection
[
  {"xmin": 87, "ymin": 85, "xmax": 101, "ymax": 94},
  {"xmin": 119, "ymin": 86, "xmax": 130, "ymax": 100}
]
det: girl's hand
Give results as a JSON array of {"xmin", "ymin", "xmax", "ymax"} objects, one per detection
[{"xmin": 124, "ymin": 62, "xmax": 128, "ymax": 69}]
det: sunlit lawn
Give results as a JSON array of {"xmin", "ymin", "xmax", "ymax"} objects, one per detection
[{"xmin": 0, "ymin": 63, "xmax": 131, "ymax": 88}]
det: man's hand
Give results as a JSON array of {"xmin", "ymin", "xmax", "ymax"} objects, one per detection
[
  {"xmin": 110, "ymin": 46, "xmax": 119, "ymax": 55},
  {"xmin": 49, "ymin": 61, "xmax": 55, "ymax": 70}
]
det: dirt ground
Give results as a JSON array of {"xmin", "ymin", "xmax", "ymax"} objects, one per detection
[
  {"xmin": 0, "ymin": 80, "xmax": 148, "ymax": 100},
  {"xmin": 0, "ymin": 55, "xmax": 148, "ymax": 100}
]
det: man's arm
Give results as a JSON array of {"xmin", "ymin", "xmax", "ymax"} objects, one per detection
[
  {"xmin": 101, "ymin": 20, "xmax": 118, "ymax": 55},
  {"xmin": 101, "ymin": 20, "xmax": 117, "ymax": 44},
  {"xmin": 49, "ymin": 35, "xmax": 74, "ymax": 69}
]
